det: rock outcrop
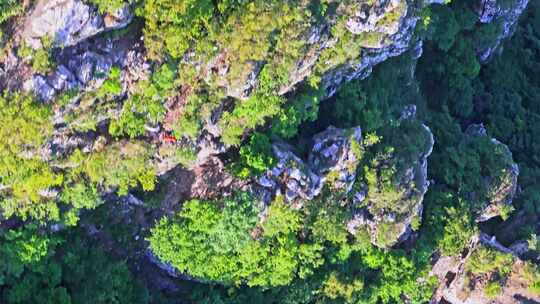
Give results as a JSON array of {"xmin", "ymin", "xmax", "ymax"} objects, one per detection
[
  {"xmin": 347, "ymin": 110, "xmax": 434, "ymax": 248},
  {"xmin": 253, "ymin": 107, "xmax": 434, "ymax": 249},
  {"xmin": 474, "ymin": 0, "xmax": 530, "ymax": 61},
  {"xmin": 26, "ymin": 21, "xmax": 147, "ymax": 101},
  {"xmin": 21, "ymin": 0, "xmax": 132, "ymax": 49},
  {"xmin": 321, "ymin": 0, "xmax": 420, "ymax": 96},
  {"xmin": 253, "ymin": 126, "xmax": 362, "ymax": 209},
  {"xmin": 431, "ymin": 233, "xmax": 540, "ymax": 304},
  {"xmin": 209, "ymin": 0, "xmax": 423, "ymax": 100},
  {"xmin": 464, "ymin": 124, "xmax": 519, "ymax": 222}
]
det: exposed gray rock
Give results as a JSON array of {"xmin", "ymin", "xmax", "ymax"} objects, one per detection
[
  {"xmin": 509, "ymin": 240, "xmax": 529, "ymax": 257},
  {"xmin": 253, "ymin": 126, "xmax": 362, "ymax": 209},
  {"xmin": 31, "ymin": 75, "xmax": 56, "ymax": 101},
  {"xmin": 321, "ymin": 2, "xmax": 419, "ymax": 97},
  {"xmin": 28, "ymin": 32, "xmax": 144, "ymax": 100},
  {"xmin": 195, "ymin": 131, "xmax": 227, "ymax": 167},
  {"xmin": 47, "ymin": 65, "xmax": 77, "ymax": 91},
  {"xmin": 254, "ymin": 142, "xmax": 323, "ymax": 209},
  {"xmin": 476, "ymin": 0, "xmax": 502, "ymax": 23},
  {"xmin": 423, "ymin": 0, "xmax": 447, "ymax": 4},
  {"xmin": 399, "ymin": 104, "xmax": 417, "ymax": 121},
  {"xmin": 224, "ymin": 61, "xmax": 264, "ymax": 100},
  {"xmin": 214, "ymin": 0, "xmax": 528, "ymax": 105},
  {"xmin": 21, "ymin": 0, "xmax": 133, "ymax": 49},
  {"xmin": 309, "ymin": 126, "xmax": 362, "ymax": 193},
  {"xmin": 475, "ymin": 0, "xmax": 530, "ymax": 61},
  {"xmin": 215, "ymin": 0, "xmax": 421, "ymax": 101},
  {"xmin": 346, "ymin": 0, "xmax": 405, "ymax": 36}
]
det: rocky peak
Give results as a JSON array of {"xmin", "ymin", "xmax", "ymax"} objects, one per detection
[
  {"xmin": 253, "ymin": 126, "xmax": 362, "ymax": 209},
  {"xmin": 347, "ymin": 114, "xmax": 434, "ymax": 248},
  {"xmin": 321, "ymin": 0, "xmax": 420, "ymax": 97},
  {"xmin": 253, "ymin": 107, "xmax": 435, "ymax": 249},
  {"xmin": 346, "ymin": 0, "xmax": 406, "ymax": 37},
  {"xmin": 464, "ymin": 124, "xmax": 519, "ymax": 222}
]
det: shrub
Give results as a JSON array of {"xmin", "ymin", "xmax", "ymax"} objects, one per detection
[
  {"xmin": 97, "ymin": 66, "xmax": 122, "ymax": 98},
  {"xmin": 18, "ymin": 36, "xmax": 55, "ymax": 75},
  {"xmin": 232, "ymin": 132, "xmax": 276, "ymax": 178},
  {"xmin": 0, "ymin": 0, "xmax": 23, "ymax": 24},
  {"xmin": 466, "ymin": 247, "xmax": 514, "ymax": 277},
  {"xmin": 484, "ymin": 281, "xmax": 502, "ymax": 299},
  {"xmin": 523, "ymin": 262, "xmax": 540, "ymax": 295},
  {"xmin": 89, "ymin": 0, "xmax": 127, "ymax": 14}
]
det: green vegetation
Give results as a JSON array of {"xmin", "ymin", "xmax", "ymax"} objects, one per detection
[
  {"xmin": 0, "ymin": 89, "xmax": 157, "ymax": 222},
  {"xmin": 135, "ymin": 0, "xmax": 409, "ymax": 145},
  {"xmin": 0, "ymin": 0, "xmax": 23, "ymax": 25},
  {"xmin": 231, "ymin": 132, "xmax": 276, "ymax": 178},
  {"xmin": 97, "ymin": 66, "xmax": 123, "ymax": 98},
  {"xmin": 484, "ymin": 281, "xmax": 502, "ymax": 299},
  {"xmin": 0, "ymin": 225, "xmax": 150, "ymax": 304},
  {"xmin": 149, "ymin": 194, "xmax": 324, "ymax": 287},
  {"xmin": 0, "ymin": 92, "xmax": 60, "ymax": 220},
  {"xmin": 150, "ymin": 188, "xmax": 436, "ymax": 302},
  {"xmin": 109, "ymin": 63, "xmax": 176, "ymax": 138},
  {"xmin": 466, "ymin": 247, "xmax": 514, "ymax": 277},
  {"xmin": 2, "ymin": 0, "xmax": 540, "ymax": 303},
  {"xmin": 18, "ymin": 36, "xmax": 55, "ymax": 75},
  {"xmin": 464, "ymin": 246, "xmax": 513, "ymax": 299},
  {"xmin": 523, "ymin": 262, "xmax": 540, "ymax": 295},
  {"xmin": 88, "ymin": 0, "xmax": 128, "ymax": 14}
]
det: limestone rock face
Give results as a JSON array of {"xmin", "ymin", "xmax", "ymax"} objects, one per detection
[
  {"xmin": 28, "ymin": 32, "xmax": 146, "ymax": 101},
  {"xmin": 16, "ymin": 0, "xmax": 139, "ymax": 101},
  {"xmin": 321, "ymin": 0, "xmax": 420, "ymax": 97},
  {"xmin": 218, "ymin": 0, "xmax": 420, "ymax": 100},
  {"xmin": 253, "ymin": 109, "xmax": 434, "ymax": 249},
  {"xmin": 474, "ymin": 0, "xmax": 530, "ymax": 61},
  {"xmin": 21, "ymin": 0, "xmax": 132, "ymax": 49},
  {"xmin": 254, "ymin": 142, "xmax": 323, "ymax": 209},
  {"xmin": 253, "ymin": 126, "xmax": 362, "ymax": 209},
  {"xmin": 464, "ymin": 124, "xmax": 519, "ymax": 222},
  {"xmin": 348, "ymin": 118, "xmax": 434, "ymax": 248},
  {"xmin": 346, "ymin": 0, "xmax": 406, "ymax": 36}
]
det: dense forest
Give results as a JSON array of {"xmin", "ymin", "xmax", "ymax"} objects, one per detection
[{"xmin": 1, "ymin": 0, "xmax": 540, "ymax": 303}]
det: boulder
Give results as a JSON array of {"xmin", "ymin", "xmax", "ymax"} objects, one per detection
[
  {"xmin": 28, "ymin": 30, "xmax": 144, "ymax": 100},
  {"xmin": 253, "ymin": 142, "xmax": 323, "ymax": 209},
  {"xmin": 30, "ymin": 75, "xmax": 56, "ymax": 101}
]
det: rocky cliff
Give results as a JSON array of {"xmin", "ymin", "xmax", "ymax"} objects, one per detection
[
  {"xmin": 0, "ymin": 0, "xmax": 527, "ymax": 160},
  {"xmin": 474, "ymin": 0, "xmax": 530, "ymax": 61},
  {"xmin": 0, "ymin": 0, "xmax": 535, "ymax": 301}
]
